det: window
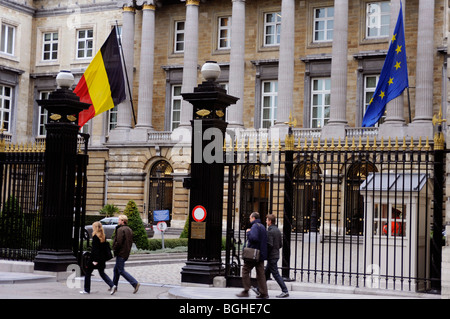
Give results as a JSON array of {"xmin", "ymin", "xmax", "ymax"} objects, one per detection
[
  {"xmin": 313, "ymin": 7, "xmax": 334, "ymax": 42},
  {"xmin": 261, "ymin": 81, "xmax": 278, "ymax": 128},
  {"xmin": 42, "ymin": 32, "xmax": 58, "ymax": 61},
  {"xmin": 1, "ymin": 23, "xmax": 15, "ymax": 55},
  {"xmin": 0, "ymin": 85, "xmax": 12, "ymax": 132},
  {"xmin": 311, "ymin": 78, "xmax": 330, "ymax": 128},
  {"xmin": 77, "ymin": 29, "xmax": 93, "ymax": 59},
  {"xmin": 374, "ymin": 204, "xmax": 406, "ymax": 237},
  {"xmin": 364, "ymin": 75, "xmax": 385, "ymax": 125},
  {"xmin": 264, "ymin": 12, "xmax": 281, "ymax": 46},
  {"xmin": 218, "ymin": 17, "xmax": 232, "ymax": 50},
  {"xmin": 171, "ymin": 85, "xmax": 182, "ymax": 131},
  {"xmin": 366, "ymin": 2, "xmax": 391, "ymax": 39},
  {"xmin": 174, "ymin": 21, "xmax": 185, "ymax": 53},
  {"xmin": 38, "ymin": 91, "xmax": 50, "ymax": 136},
  {"xmin": 108, "ymin": 105, "xmax": 118, "ymax": 131}
]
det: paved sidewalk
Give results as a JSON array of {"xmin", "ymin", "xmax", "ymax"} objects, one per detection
[{"xmin": 0, "ymin": 257, "xmax": 440, "ymax": 300}]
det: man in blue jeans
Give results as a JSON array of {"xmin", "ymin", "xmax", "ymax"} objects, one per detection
[
  {"xmin": 111, "ymin": 215, "xmax": 140, "ymax": 295},
  {"xmin": 265, "ymin": 214, "xmax": 289, "ymax": 298}
]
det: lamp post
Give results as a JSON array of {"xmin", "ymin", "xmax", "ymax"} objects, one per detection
[
  {"xmin": 180, "ymin": 62, "xmax": 238, "ymax": 284},
  {"xmin": 34, "ymin": 71, "xmax": 90, "ymax": 272}
]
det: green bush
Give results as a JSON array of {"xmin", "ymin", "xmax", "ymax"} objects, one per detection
[
  {"xmin": 147, "ymin": 238, "xmax": 189, "ymax": 250},
  {"xmin": 123, "ymin": 200, "xmax": 150, "ymax": 250},
  {"xmin": 179, "ymin": 216, "xmax": 189, "ymax": 238}
]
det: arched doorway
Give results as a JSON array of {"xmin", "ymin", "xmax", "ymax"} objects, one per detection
[
  {"xmin": 293, "ymin": 161, "xmax": 322, "ymax": 233},
  {"xmin": 148, "ymin": 160, "xmax": 173, "ymax": 226},
  {"xmin": 345, "ymin": 160, "xmax": 377, "ymax": 235},
  {"xmin": 240, "ymin": 164, "xmax": 269, "ymax": 230}
]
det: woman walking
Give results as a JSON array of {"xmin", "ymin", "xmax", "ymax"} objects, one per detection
[{"xmin": 80, "ymin": 221, "xmax": 115, "ymax": 294}]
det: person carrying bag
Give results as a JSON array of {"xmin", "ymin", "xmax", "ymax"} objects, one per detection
[
  {"xmin": 236, "ymin": 212, "xmax": 269, "ymax": 299},
  {"xmin": 80, "ymin": 221, "xmax": 115, "ymax": 294}
]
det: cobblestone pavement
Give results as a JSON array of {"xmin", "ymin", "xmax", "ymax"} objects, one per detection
[{"xmin": 103, "ymin": 262, "xmax": 184, "ymax": 286}]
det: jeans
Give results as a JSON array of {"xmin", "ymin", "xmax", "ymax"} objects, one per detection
[
  {"xmin": 113, "ymin": 256, "xmax": 138, "ymax": 288},
  {"xmin": 265, "ymin": 258, "xmax": 288, "ymax": 293},
  {"xmin": 84, "ymin": 263, "xmax": 114, "ymax": 293}
]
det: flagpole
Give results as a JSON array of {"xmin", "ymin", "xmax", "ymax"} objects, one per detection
[
  {"xmin": 115, "ymin": 21, "xmax": 137, "ymax": 126},
  {"xmin": 407, "ymin": 87, "xmax": 411, "ymax": 123}
]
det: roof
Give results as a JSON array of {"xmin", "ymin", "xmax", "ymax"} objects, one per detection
[{"xmin": 359, "ymin": 173, "xmax": 428, "ymax": 192}]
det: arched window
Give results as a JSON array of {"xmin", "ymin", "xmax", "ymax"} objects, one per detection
[
  {"xmin": 148, "ymin": 160, "xmax": 173, "ymax": 226},
  {"xmin": 345, "ymin": 160, "xmax": 377, "ymax": 235},
  {"xmin": 293, "ymin": 161, "xmax": 322, "ymax": 233}
]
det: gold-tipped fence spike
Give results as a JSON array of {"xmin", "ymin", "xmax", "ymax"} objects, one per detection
[
  {"xmin": 303, "ymin": 137, "xmax": 308, "ymax": 151},
  {"xmin": 379, "ymin": 137, "xmax": 384, "ymax": 151},
  {"xmin": 357, "ymin": 136, "xmax": 363, "ymax": 150},
  {"xmin": 402, "ymin": 137, "xmax": 407, "ymax": 150},
  {"xmin": 343, "ymin": 137, "xmax": 349, "ymax": 151},
  {"xmin": 394, "ymin": 137, "xmax": 399, "ymax": 151},
  {"xmin": 387, "ymin": 137, "xmax": 392, "ymax": 150},
  {"xmin": 310, "ymin": 137, "xmax": 315, "ymax": 150},
  {"xmin": 365, "ymin": 136, "xmax": 371, "ymax": 150},
  {"xmin": 372, "ymin": 137, "xmax": 377, "ymax": 150},
  {"xmin": 278, "ymin": 138, "xmax": 282, "ymax": 151},
  {"xmin": 337, "ymin": 137, "xmax": 342, "ymax": 151},
  {"xmin": 417, "ymin": 137, "xmax": 423, "ymax": 150},
  {"xmin": 330, "ymin": 138, "xmax": 335, "ymax": 151},
  {"xmin": 323, "ymin": 138, "xmax": 328, "ymax": 151},
  {"xmin": 425, "ymin": 136, "xmax": 431, "ymax": 150},
  {"xmin": 351, "ymin": 137, "xmax": 356, "ymax": 151},
  {"xmin": 223, "ymin": 138, "xmax": 227, "ymax": 152}
]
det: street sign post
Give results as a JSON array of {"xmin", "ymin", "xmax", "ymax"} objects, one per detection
[{"xmin": 157, "ymin": 221, "xmax": 168, "ymax": 249}]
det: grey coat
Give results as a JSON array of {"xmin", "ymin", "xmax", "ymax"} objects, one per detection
[{"xmin": 267, "ymin": 224, "xmax": 283, "ymax": 260}]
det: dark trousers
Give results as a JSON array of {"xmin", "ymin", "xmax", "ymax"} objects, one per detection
[
  {"xmin": 84, "ymin": 263, "xmax": 114, "ymax": 293},
  {"xmin": 113, "ymin": 256, "xmax": 138, "ymax": 288},
  {"xmin": 265, "ymin": 258, "xmax": 288, "ymax": 293},
  {"xmin": 242, "ymin": 260, "xmax": 268, "ymax": 296}
]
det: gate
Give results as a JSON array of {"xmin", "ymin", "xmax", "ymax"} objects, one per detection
[
  {"xmin": 0, "ymin": 134, "xmax": 89, "ymax": 263},
  {"xmin": 224, "ymin": 134, "xmax": 444, "ymax": 292}
]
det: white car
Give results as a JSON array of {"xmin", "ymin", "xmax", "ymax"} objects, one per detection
[{"xmin": 84, "ymin": 217, "xmax": 154, "ymax": 239}]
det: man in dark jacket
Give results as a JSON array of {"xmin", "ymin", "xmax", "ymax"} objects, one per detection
[
  {"xmin": 111, "ymin": 215, "xmax": 140, "ymax": 295},
  {"xmin": 236, "ymin": 212, "xmax": 269, "ymax": 298},
  {"xmin": 265, "ymin": 214, "xmax": 289, "ymax": 297}
]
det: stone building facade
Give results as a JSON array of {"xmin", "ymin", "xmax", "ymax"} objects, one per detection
[{"xmin": 2, "ymin": 0, "xmax": 450, "ymax": 295}]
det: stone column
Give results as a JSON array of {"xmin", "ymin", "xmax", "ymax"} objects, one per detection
[
  {"xmin": 275, "ymin": 0, "xmax": 295, "ymax": 129},
  {"xmin": 132, "ymin": 2, "xmax": 156, "ymax": 141},
  {"xmin": 178, "ymin": 0, "xmax": 200, "ymax": 129},
  {"xmin": 413, "ymin": 0, "xmax": 434, "ymax": 125},
  {"xmin": 137, "ymin": 3, "xmax": 155, "ymax": 130},
  {"xmin": 383, "ymin": 0, "xmax": 406, "ymax": 127},
  {"xmin": 110, "ymin": 4, "xmax": 135, "ymax": 141},
  {"xmin": 227, "ymin": 0, "xmax": 246, "ymax": 129},
  {"xmin": 322, "ymin": 0, "xmax": 348, "ymax": 138}
]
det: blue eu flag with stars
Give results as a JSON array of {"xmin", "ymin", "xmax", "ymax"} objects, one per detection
[{"xmin": 362, "ymin": 4, "xmax": 409, "ymax": 127}]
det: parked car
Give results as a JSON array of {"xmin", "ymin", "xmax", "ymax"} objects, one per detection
[{"xmin": 84, "ymin": 217, "xmax": 154, "ymax": 239}]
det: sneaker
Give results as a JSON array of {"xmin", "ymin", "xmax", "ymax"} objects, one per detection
[
  {"xmin": 250, "ymin": 286, "xmax": 261, "ymax": 296},
  {"xmin": 236, "ymin": 290, "xmax": 249, "ymax": 297},
  {"xmin": 133, "ymin": 283, "xmax": 140, "ymax": 294},
  {"xmin": 110, "ymin": 285, "xmax": 117, "ymax": 295},
  {"xmin": 276, "ymin": 292, "xmax": 289, "ymax": 298},
  {"xmin": 79, "ymin": 290, "xmax": 90, "ymax": 294}
]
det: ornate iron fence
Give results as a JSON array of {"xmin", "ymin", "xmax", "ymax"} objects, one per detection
[
  {"xmin": 224, "ymin": 135, "xmax": 443, "ymax": 292},
  {"xmin": 0, "ymin": 134, "xmax": 89, "ymax": 262}
]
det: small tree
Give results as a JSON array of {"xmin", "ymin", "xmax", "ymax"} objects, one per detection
[
  {"xmin": 123, "ymin": 200, "xmax": 149, "ymax": 250},
  {"xmin": 99, "ymin": 203, "xmax": 119, "ymax": 217}
]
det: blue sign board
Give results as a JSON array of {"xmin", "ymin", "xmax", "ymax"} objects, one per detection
[{"xmin": 153, "ymin": 210, "xmax": 170, "ymax": 222}]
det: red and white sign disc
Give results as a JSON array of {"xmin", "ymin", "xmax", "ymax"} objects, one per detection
[{"xmin": 192, "ymin": 205, "xmax": 207, "ymax": 222}]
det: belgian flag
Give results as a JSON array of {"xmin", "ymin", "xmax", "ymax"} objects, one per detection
[{"xmin": 74, "ymin": 26, "xmax": 126, "ymax": 128}]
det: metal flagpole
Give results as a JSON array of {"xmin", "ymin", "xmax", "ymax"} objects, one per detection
[{"xmin": 115, "ymin": 21, "xmax": 137, "ymax": 126}]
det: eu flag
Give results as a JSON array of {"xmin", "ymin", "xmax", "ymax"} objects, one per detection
[{"xmin": 362, "ymin": 4, "xmax": 408, "ymax": 127}]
